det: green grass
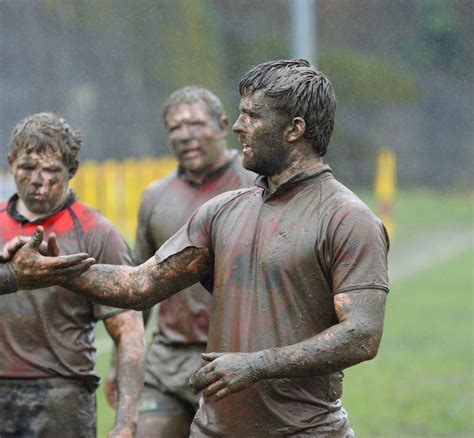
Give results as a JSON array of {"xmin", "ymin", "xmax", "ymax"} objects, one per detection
[
  {"xmin": 343, "ymin": 248, "xmax": 474, "ymax": 437},
  {"xmin": 356, "ymin": 188, "xmax": 473, "ymax": 248},
  {"xmin": 96, "ymin": 341, "xmax": 115, "ymax": 436},
  {"xmin": 94, "ymin": 189, "xmax": 474, "ymax": 437}
]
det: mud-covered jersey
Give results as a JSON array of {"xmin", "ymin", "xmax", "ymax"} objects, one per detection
[
  {"xmin": 155, "ymin": 165, "xmax": 389, "ymax": 437},
  {"xmin": 0, "ymin": 192, "xmax": 131, "ymax": 383}
]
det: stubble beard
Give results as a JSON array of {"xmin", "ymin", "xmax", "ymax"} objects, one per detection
[{"xmin": 242, "ymin": 141, "xmax": 290, "ymax": 177}]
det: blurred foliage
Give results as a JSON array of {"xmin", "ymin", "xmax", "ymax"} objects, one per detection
[
  {"xmin": 0, "ymin": 0, "xmax": 472, "ymax": 188},
  {"xmin": 410, "ymin": 0, "xmax": 460, "ymax": 72},
  {"xmin": 320, "ymin": 49, "xmax": 420, "ymax": 106}
]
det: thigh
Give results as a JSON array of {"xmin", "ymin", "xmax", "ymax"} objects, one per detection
[
  {"xmin": 137, "ymin": 383, "xmax": 196, "ymax": 438},
  {"xmin": 0, "ymin": 378, "xmax": 96, "ymax": 438}
]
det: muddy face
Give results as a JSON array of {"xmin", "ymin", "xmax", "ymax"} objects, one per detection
[
  {"xmin": 165, "ymin": 101, "xmax": 226, "ymax": 181},
  {"xmin": 10, "ymin": 150, "xmax": 71, "ymax": 217},
  {"xmin": 233, "ymin": 91, "xmax": 290, "ymax": 177}
]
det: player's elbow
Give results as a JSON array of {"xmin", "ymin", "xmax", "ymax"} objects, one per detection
[{"xmin": 356, "ymin": 325, "xmax": 383, "ymax": 362}]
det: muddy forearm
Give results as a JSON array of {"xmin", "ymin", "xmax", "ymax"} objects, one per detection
[
  {"xmin": 112, "ymin": 314, "xmax": 145, "ymax": 432},
  {"xmin": 253, "ymin": 290, "xmax": 387, "ymax": 379},
  {"xmin": 60, "ymin": 248, "xmax": 211, "ymax": 310},
  {"xmin": 59, "ymin": 264, "xmax": 149, "ymax": 309},
  {"xmin": 254, "ymin": 323, "xmax": 381, "ymax": 380}
]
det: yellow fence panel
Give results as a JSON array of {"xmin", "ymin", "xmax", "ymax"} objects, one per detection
[
  {"xmin": 70, "ymin": 156, "xmax": 176, "ymax": 241},
  {"xmin": 72, "ymin": 161, "xmax": 100, "ymax": 208}
]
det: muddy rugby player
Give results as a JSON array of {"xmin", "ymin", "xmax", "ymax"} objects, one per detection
[
  {"xmin": 0, "ymin": 113, "xmax": 145, "ymax": 438},
  {"xmin": 54, "ymin": 60, "xmax": 389, "ymax": 437}
]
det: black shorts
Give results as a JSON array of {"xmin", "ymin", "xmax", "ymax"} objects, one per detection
[{"xmin": 0, "ymin": 377, "xmax": 96, "ymax": 438}]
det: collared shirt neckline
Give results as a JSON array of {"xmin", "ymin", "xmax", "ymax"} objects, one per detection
[
  {"xmin": 177, "ymin": 150, "xmax": 239, "ymax": 188},
  {"xmin": 7, "ymin": 190, "xmax": 76, "ymax": 224},
  {"xmin": 254, "ymin": 164, "xmax": 332, "ymax": 200}
]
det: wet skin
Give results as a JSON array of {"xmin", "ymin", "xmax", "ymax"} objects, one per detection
[
  {"xmin": 2, "ymin": 147, "xmax": 95, "ymax": 294},
  {"xmin": 166, "ymin": 102, "xmax": 230, "ymax": 184},
  {"xmin": 233, "ymin": 91, "xmax": 325, "ymax": 192},
  {"xmin": 9, "ymin": 150, "xmax": 72, "ymax": 221},
  {"xmin": 233, "ymin": 91, "xmax": 292, "ymax": 177}
]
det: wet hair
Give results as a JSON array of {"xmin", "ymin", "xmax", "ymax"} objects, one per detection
[
  {"xmin": 239, "ymin": 59, "xmax": 336, "ymax": 156},
  {"xmin": 162, "ymin": 85, "xmax": 226, "ymax": 128},
  {"xmin": 9, "ymin": 112, "xmax": 82, "ymax": 172}
]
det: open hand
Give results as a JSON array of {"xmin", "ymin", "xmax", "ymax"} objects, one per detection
[
  {"xmin": 189, "ymin": 352, "xmax": 263, "ymax": 402},
  {"xmin": 7, "ymin": 226, "xmax": 95, "ymax": 290}
]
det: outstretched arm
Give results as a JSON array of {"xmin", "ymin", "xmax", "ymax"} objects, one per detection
[
  {"xmin": 190, "ymin": 289, "xmax": 387, "ymax": 402},
  {"xmin": 59, "ymin": 247, "xmax": 211, "ymax": 310},
  {"xmin": 0, "ymin": 226, "xmax": 95, "ymax": 295}
]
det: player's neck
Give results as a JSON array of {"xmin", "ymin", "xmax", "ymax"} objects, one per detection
[
  {"xmin": 184, "ymin": 149, "xmax": 232, "ymax": 184},
  {"xmin": 15, "ymin": 193, "xmax": 69, "ymax": 222},
  {"xmin": 268, "ymin": 155, "xmax": 323, "ymax": 193},
  {"xmin": 16, "ymin": 199, "xmax": 47, "ymax": 222}
]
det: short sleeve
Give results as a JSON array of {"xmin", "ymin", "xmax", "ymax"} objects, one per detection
[
  {"xmin": 83, "ymin": 217, "xmax": 133, "ymax": 320},
  {"xmin": 154, "ymin": 189, "xmax": 249, "ymax": 263},
  {"xmin": 154, "ymin": 198, "xmax": 214, "ymax": 265},
  {"xmin": 327, "ymin": 204, "xmax": 389, "ymax": 295},
  {"xmin": 133, "ymin": 185, "xmax": 157, "ymax": 265}
]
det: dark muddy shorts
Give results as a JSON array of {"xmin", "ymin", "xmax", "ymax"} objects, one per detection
[
  {"xmin": 140, "ymin": 341, "xmax": 204, "ymax": 419},
  {"xmin": 0, "ymin": 377, "xmax": 96, "ymax": 438},
  {"xmin": 139, "ymin": 382, "xmax": 197, "ymax": 419}
]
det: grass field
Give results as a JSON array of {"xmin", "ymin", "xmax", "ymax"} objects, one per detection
[
  {"xmin": 344, "ymin": 248, "xmax": 473, "ymax": 437},
  {"xmin": 94, "ymin": 189, "xmax": 473, "ymax": 437}
]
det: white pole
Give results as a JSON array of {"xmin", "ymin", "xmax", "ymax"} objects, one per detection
[{"xmin": 290, "ymin": 0, "xmax": 317, "ymax": 67}]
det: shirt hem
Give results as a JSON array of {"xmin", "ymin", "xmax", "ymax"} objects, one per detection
[{"xmin": 333, "ymin": 284, "xmax": 389, "ymax": 295}]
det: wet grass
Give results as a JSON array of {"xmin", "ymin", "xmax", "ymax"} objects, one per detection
[
  {"xmin": 356, "ymin": 188, "xmax": 473, "ymax": 248},
  {"xmin": 343, "ymin": 248, "xmax": 473, "ymax": 437}
]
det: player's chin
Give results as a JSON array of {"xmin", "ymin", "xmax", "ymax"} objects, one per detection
[
  {"xmin": 25, "ymin": 200, "xmax": 51, "ymax": 215},
  {"xmin": 242, "ymin": 155, "xmax": 256, "ymax": 171}
]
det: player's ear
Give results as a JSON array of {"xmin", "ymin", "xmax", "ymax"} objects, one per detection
[
  {"xmin": 68, "ymin": 160, "xmax": 79, "ymax": 179},
  {"xmin": 217, "ymin": 116, "xmax": 228, "ymax": 138},
  {"xmin": 286, "ymin": 117, "xmax": 306, "ymax": 143},
  {"xmin": 7, "ymin": 153, "xmax": 15, "ymax": 170}
]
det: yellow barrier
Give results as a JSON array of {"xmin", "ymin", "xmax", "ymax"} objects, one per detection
[
  {"xmin": 374, "ymin": 148, "xmax": 397, "ymax": 238},
  {"xmin": 70, "ymin": 156, "xmax": 177, "ymax": 241}
]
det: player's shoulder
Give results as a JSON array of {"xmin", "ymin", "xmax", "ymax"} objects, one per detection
[
  {"xmin": 321, "ymin": 176, "xmax": 378, "ymax": 219},
  {"xmin": 197, "ymin": 186, "xmax": 257, "ymax": 220},
  {"xmin": 69, "ymin": 199, "xmax": 120, "ymax": 235},
  {"xmin": 145, "ymin": 170, "xmax": 178, "ymax": 193},
  {"xmin": 210, "ymin": 186, "xmax": 256, "ymax": 206}
]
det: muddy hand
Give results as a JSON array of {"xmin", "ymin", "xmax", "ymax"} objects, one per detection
[
  {"xmin": 189, "ymin": 352, "xmax": 263, "ymax": 402},
  {"xmin": 9, "ymin": 226, "xmax": 95, "ymax": 290},
  {"xmin": 1, "ymin": 229, "xmax": 61, "ymax": 262},
  {"xmin": 1, "ymin": 236, "xmax": 29, "ymax": 262}
]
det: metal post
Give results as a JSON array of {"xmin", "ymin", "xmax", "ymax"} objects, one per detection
[{"xmin": 289, "ymin": 0, "xmax": 317, "ymax": 66}]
